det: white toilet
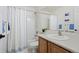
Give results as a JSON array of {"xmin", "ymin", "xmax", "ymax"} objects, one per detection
[{"xmin": 28, "ymin": 40, "xmax": 38, "ymax": 53}]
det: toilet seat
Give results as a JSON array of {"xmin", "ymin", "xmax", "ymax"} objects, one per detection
[{"xmin": 30, "ymin": 41, "xmax": 38, "ymax": 47}]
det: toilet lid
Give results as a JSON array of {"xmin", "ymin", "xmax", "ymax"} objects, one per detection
[{"xmin": 30, "ymin": 41, "xmax": 38, "ymax": 46}]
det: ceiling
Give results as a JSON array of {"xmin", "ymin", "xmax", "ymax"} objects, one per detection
[
  {"xmin": 31, "ymin": 6, "xmax": 61, "ymax": 12},
  {"xmin": 16, "ymin": 6, "xmax": 61, "ymax": 13}
]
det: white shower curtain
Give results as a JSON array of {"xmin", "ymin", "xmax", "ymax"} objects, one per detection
[
  {"xmin": 8, "ymin": 7, "xmax": 36, "ymax": 52},
  {"xmin": 14, "ymin": 8, "xmax": 21, "ymax": 52},
  {"xmin": 8, "ymin": 7, "xmax": 15, "ymax": 52},
  {"xmin": 20, "ymin": 9, "xmax": 27, "ymax": 50},
  {"xmin": 26, "ymin": 12, "xmax": 36, "ymax": 43}
]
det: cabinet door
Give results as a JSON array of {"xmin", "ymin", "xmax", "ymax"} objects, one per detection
[
  {"xmin": 38, "ymin": 37, "xmax": 48, "ymax": 53},
  {"xmin": 48, "ymin": 41, "xmax": 70, "ymax": 53},
  {"xmin": 48, "ymin": 42, "xmax": 54, "ymax": 53},
  {"xmin": 54, "ymin": 44, "xmax": 69, "ymax": 53}
]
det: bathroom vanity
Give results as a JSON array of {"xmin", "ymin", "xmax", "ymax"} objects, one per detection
[
  {"xmin": 38, "ymin": 37, "xmax": 72, "ymax": 53},
  {"xmin": 37, "ymin": 31, "xmax": 79, "ymax": 53}
]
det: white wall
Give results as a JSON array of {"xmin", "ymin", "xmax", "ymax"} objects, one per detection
[
  {"xmin": 49, "ymin": 15, "xmax": 58, "ymax": 30},
  {"xmin": 26, "ymin": 12, "xmax": 36, "ymax": 42},
  {"xmin": 36, "ymin": 13, "xmax": 49, "ymax": 33},
  {"xmin": 74, "ymin": 7, "xmax": 79, "ymax": 30},
  {"xmin": 52, "ymin": 6, "xmax": 79, "ymax": 31}
]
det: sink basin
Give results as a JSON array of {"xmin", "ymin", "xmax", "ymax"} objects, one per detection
[{"xmin": 45, "ymin": 34, "xmax": 69, "ymax": 40}]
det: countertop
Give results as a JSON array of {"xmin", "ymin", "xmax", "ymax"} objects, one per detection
[{"xmin": 37, "ymin": 30, "xmax": 79, "ymax": 52}]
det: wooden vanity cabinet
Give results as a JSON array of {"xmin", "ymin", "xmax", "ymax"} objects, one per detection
[
  {"xmin": 48, "ymin": 42, "xmax": 70, "ymax": 53},
  {"xmin": 38, "ymin": 37, "xmax": 72, "ymax": 53},
  {"xmin": 48, "ymin": 42, "xmax": 54, "ymax": 53},
  {"xmin": 38, "ymin": 37, "xmax": 48, "ymax": 53},
  {"xmin": 54, "ymin": 44, "xmax": 70, "ymax": 53}
]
